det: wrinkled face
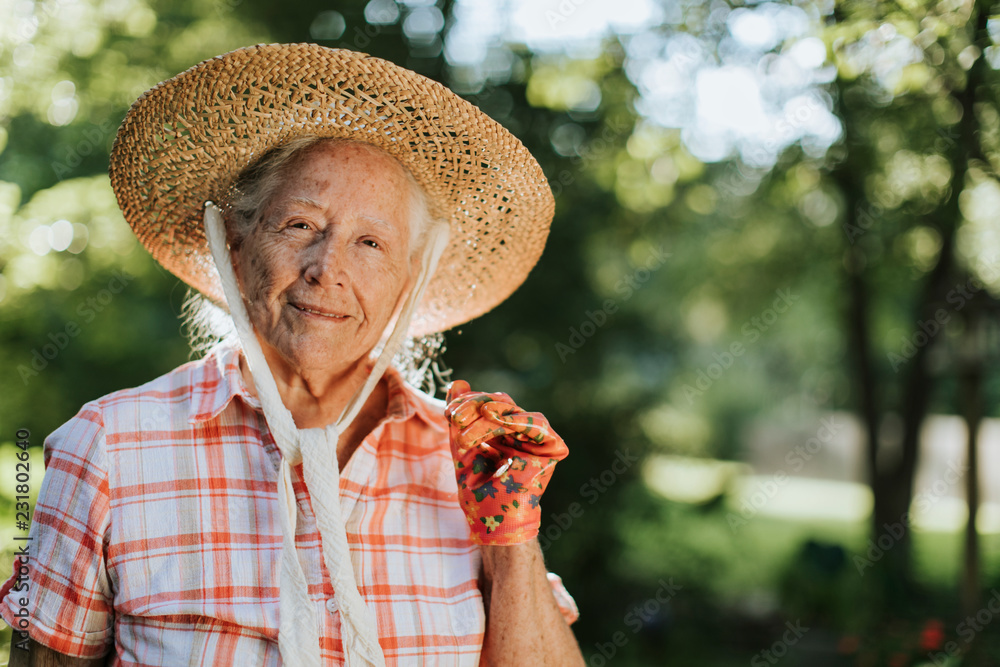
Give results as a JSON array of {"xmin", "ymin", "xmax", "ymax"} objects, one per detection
[{"xmin": 230, "ymin": 142, "xmax": 415, "ymax": 376}]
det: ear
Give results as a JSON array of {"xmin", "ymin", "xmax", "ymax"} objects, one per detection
[
  {"xmin": 229, "ymin": 244, "xmax": 241, "ymax": 278},
  {"xmin": 227, "ymin": 235, "xmax": 247, "ymax": 296},
  {"xmin": 221, "ymin": 213, "xmax": 248, "ymax": 288},
  {"xmin": 224, "ymin": 213, "xmax": 242, "ymax": 249},
  {"xmin": 408, "ymin": 249, "xmax": 423, "ymax": 286}
]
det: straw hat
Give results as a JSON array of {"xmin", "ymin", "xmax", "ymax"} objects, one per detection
[{"xmin": 108, "ymin": 42, "xmax": 555, "ymax": 337}]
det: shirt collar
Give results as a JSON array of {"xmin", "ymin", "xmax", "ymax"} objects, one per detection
[{"xmin": 189, "ymin": 342, "xmax": 445, "ymax": 432}]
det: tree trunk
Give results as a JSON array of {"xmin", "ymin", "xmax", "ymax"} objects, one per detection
[{"xmin": 960, "ymin": 305, "xmax": 982, "ymax": 620}]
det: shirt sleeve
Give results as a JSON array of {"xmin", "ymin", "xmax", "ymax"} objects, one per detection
[
  {"xmin": 546, "ymin": 572, "xmax": 579, "ymax": 625},
  {"xmin": 0, "ymin": 402, "xmax": 115, "ymax": 658}
]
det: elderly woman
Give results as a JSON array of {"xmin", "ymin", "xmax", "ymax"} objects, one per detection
[{"xmin": 1, "ymin": 45, "xmax": 583, "ymax": 666}]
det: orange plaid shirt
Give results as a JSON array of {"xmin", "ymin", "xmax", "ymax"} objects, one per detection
[{"xmin": 0, "ymin": 344, "xmax": 578, "ymax": 665}]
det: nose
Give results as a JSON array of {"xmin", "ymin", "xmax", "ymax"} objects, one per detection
[{"xmin": 302, "ymin": 232, "xmax": 348, "ymax": 287}]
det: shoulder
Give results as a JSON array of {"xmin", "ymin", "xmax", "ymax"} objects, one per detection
[
  {"xmin": 47, "ymin": 348, "xmax": 231, "ymax": 463},
  {"xmin": 395, "ymin": 374, "xmax": 449, "ymax": 435},
  {"xmin": 90, "ymin": 352, "xmax": 219, "ymax": 429},
  {"xmin": 376, "ymin": 371, "xmax": 457, "ymax": 492}
]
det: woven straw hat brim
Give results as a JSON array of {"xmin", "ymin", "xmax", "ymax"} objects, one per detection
[{"xmin": 108, "ymin": 43, "xmax": 554, "ymax": 337}]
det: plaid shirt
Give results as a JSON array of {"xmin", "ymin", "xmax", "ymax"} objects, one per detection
[{"xmin": 0, "ymin": 344, "xmax": 578, "ymax": 665}]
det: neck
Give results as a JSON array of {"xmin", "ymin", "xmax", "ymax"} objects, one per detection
[{"xmin": 238, "ymin": 337, "xmax": 385, "ymax": 431}]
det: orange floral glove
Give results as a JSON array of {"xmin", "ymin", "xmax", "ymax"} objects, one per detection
[{"xmin": 445, "ymin": 380, "xmax": 569, "ymax": 545}]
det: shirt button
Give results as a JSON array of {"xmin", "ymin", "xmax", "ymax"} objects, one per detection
[{"xmin": 326, "ymin": 598, "xmax": 338, "ymax": 613}]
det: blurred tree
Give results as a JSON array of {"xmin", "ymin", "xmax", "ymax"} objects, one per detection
[
  {"xmin": 828, "ymin": 0, "xmax": 998, "ymax": 624},
  {"xmin": 431, "ymin": 0, "xmax": 1000, "ymax": 648}
]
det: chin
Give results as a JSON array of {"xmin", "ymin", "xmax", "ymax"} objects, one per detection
[{"xmin": 280, "ymin": 334, "xmax": 372, "ymax": 372}]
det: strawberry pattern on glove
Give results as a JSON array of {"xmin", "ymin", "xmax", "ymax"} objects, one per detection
[{"xmin": 445, "ymin": 380, "xmax": 569, "ymax": 545}]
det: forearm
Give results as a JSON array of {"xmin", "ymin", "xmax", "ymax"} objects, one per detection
[{"xmin": 479, "ymin": 540, "xmax": 584, "ymax": 667}]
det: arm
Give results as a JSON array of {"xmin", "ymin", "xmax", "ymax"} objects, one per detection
[
  {"xmin": 0, "ymin": 407, "xmax": 116, "ymax": 666},
  {"xmin": 479, "ymin": 540, "xmax": 584, "ymax": 667},
  {"xmin": 8, "ymin": 638, "xmax": 108, "ymax": 667},
  {"xmin": 443, "ymin": 381, "xmax": 582, "ymax": 664}
]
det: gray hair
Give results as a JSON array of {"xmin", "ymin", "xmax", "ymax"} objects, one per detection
[{"xmin": 181, "ymin": 136, "xmax": 451, "ymax": 394}]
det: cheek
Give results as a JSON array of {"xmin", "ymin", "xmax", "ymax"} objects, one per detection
[{"xmin": 356, "ymin": 254, "xmax": 410, "ymax": 313}]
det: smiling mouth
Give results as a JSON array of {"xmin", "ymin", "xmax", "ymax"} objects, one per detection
[{"xmin": 292, "ymin": 303, "xmax": 350, "ymax": 319}]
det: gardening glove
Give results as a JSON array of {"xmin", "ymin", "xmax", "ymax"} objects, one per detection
[{"xmin": 445, "ymin": 379, "xmax": 569, "ymax": 545}]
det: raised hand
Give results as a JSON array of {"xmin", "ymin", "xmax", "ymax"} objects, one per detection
[{"xmin": 445, "ymin": 380, "xmax": 569, "ymax": 545}]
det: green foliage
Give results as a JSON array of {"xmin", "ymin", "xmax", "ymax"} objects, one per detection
[{"xmin": 2, "ymin": 0, "xmax": 999, "ymax": 662}]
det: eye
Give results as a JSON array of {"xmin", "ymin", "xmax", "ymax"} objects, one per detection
[
  {"xmin": 288, "ymin": 220, "xmax": 311, "ymax": 230},
  {"xmin": 362, "ymin": 238, "xmax": 381, "ymax": 249}
]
